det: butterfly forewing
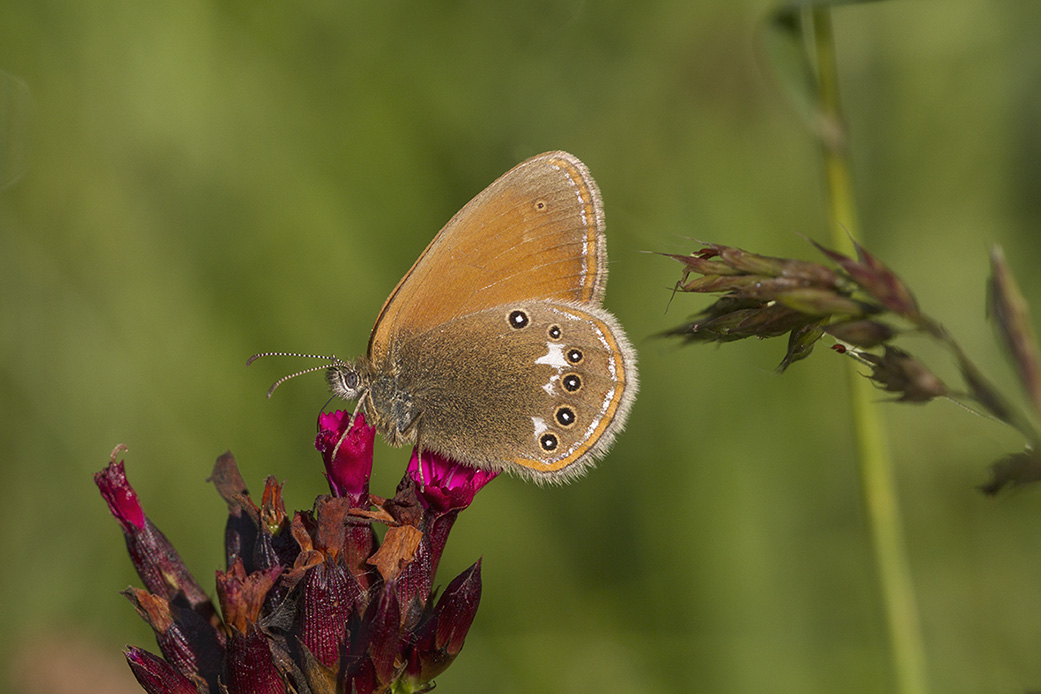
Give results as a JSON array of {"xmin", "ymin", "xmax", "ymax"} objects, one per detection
[{"xmin": 368, "ymin": 152, "xmax": 606, "ymax": 366}]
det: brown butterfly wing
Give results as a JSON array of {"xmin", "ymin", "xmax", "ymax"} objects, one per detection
[
  {"xmin": 368, "ymin": 151, "xmax": 606, "ymax": 366},
  {"xmin": 504, "ymin": 302, "xmax": 637, "ymax": 482},
  {"xmin": 392, "ymin": 301, "xmax": 637, "ymax": 483}
]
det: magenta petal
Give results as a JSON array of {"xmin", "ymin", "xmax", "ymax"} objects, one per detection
[
  {"xmin": 407, "ymin": 450, "xmax": 499, "ymax": 513},
  {"xmin": 316, "ymin": 411, "xmax": 374, "ymax": 499},
  {"xmin": 95, "ymin": 459, "xmax": 146, "ymax": 531}
]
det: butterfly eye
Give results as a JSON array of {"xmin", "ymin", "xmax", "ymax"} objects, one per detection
[{"xmin": 332, "ymin": 368, "xmax": 359, "ymax": 394}]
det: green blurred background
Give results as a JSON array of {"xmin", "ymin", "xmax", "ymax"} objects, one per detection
[{"xmin": 3, "ymin": 1, "xmax": 1041, "ymax": 692}]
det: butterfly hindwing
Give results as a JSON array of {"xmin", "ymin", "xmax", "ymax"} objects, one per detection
[{"xmin": 388, "ymin": 300, "xmax": 636, "ymax": 482}]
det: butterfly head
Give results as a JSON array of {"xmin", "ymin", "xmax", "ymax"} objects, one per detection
[{"xmin": 326, "ymin": 358, "xmax": 370, "ymax": 402}]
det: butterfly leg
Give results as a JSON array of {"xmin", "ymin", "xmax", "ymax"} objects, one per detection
[
  {"xmin": 416, "ymin": 422, "xmax": 428, "ymax": 492},
  {"xmin": 330, "ymin": 398, "xmax": 368, "ymax": 462}
]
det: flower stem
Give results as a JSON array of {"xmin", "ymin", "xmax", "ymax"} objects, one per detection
[{"xmin": 810, "ymin": 8, "xmax": 929, "ymax": 694}]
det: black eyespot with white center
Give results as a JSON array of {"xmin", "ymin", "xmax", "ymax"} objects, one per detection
[
  {"xmin": 567, "ymin": 348, "xmax": 584, "ymax": 364},
  {"xmin": 539, "ymin": 433, "xmax": 558, "ymax": 452},
  {"xmin": 535, "ymin": 200, "xmax": 547, "ymax": 211},
  {"xmin": 508, "ymin": 310, "xmax": 529, "ymax": 329},
  {"xmin": 562, "ymin": 373, "xmax": 581, "ymax": 392},
  {"xmin": 548, "ymin": 324, "xmax": 562, "ymax": 340},
  {"xmin": 555, "ymin": 405, "xmax": 576, "ymax": 428}
]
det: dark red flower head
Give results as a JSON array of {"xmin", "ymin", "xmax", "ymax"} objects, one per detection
[{"xmin": 100, "ymin": 411, "xmax": 493, "ymax": 693}]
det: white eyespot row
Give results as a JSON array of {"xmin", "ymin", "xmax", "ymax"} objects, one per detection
[{"xmin": 527, "ymin": 305, "xmax": 621, "ymax": 465}]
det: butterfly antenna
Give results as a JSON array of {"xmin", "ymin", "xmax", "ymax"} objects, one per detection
[
  {"xmin": 264, "ymin": 364, "xmax": 331, "ymax": 398},
  {"xmin": 247, "ymin": 352, "xmax": 349, "ymax": 398},
  {"xmin": 246, "ymin": 351, "xmax": 333, "ymax": 367}
]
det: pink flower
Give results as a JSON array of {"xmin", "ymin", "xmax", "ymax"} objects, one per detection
[
  {"xmin": 315, "ymin": 410, "xmax": 374, "ymax": 501},
  {"xmin": 408, "ymin": 450, "xmax": 500, "ymax": 514}
]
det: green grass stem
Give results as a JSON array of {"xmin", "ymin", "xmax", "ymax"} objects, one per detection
[{"xmin": 810, "ymin": 8, "xmax": 930, "ymax": 694}]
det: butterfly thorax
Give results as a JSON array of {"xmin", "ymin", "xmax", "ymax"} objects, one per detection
[{"xmin": 365, "ymin": 368, "xmax": 419, "ymax": 447}]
